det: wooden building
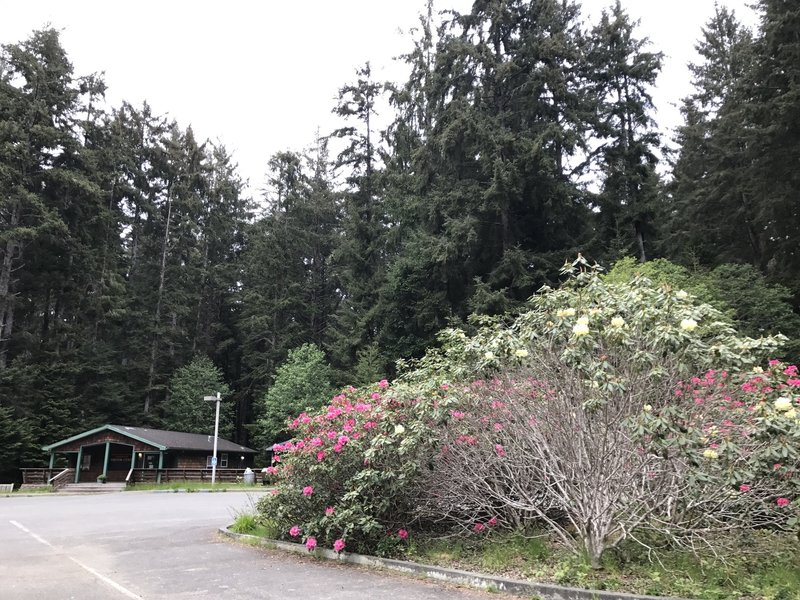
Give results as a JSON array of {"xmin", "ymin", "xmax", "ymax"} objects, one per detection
[{"xmin": 40, "ymin": 424, "xmax": 257, "ymax": 484}]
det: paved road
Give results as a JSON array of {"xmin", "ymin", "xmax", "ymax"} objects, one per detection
[{"xmin": 0, "ymin": 492, "xmax": 496, "ymax": 599}]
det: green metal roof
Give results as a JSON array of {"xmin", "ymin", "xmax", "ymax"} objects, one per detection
[{"xmin": 43, "ymin": 424, "xmax": 256, "ymax": 454}]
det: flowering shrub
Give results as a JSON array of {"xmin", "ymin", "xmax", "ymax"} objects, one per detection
[
  {"xmin": 259, "ymin": 257, "xmax": 790, "ymax": 565},
  {"xmin": 256, "ymin": 382, "xmax": 447, "ymax": 555}
]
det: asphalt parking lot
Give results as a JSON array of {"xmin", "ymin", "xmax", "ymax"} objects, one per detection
[{"xmin": 0, "ymin": 491, "xmax": 495, "ymax": 599}]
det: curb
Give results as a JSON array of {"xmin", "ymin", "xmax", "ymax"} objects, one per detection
[{"xmin": 219, "ymin": 527, "xmax": 691, "ymax": 600}]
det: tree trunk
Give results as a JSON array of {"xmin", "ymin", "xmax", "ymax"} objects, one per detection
[
  {"xmin": 0, "ymin": 203, "xmax": 20, "ymax": 370},
  {"xmin": 144, "ymin": 185, "xmax": 173, "ymax": 414}
]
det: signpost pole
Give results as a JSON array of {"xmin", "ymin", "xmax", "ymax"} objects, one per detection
[{"xmin": 204, "ymin": 392, "xmax": 222, "ymax": 486}]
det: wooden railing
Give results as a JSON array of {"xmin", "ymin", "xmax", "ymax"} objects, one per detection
[
  {"xmin": 20, "ymin": 468, "xmax": 74, "ymax": 488},
  {"xmin": 48, "ymin": 468, "xmax": 74, "ymax": 490},
  {"xmin": 127, "ymin": 468, "xmax": 261, "ymax": 485}
]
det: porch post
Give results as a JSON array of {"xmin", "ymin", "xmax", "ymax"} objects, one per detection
[
  {"xmin": 102, "ymin": 442, "xmax": 110, "ymax": 479},
  {"xmin": 157, "ymin": 451, "xmax": 164, "ymax": 484},
  {"xmin": 48, "ymin": 453, "xmax": 55, "ymax": 469},
  {"xmin": 75, "ymin": 446, "xmax": 83, "ymax": 483}
]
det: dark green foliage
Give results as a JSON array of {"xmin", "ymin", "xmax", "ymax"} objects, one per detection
[
  {"xmin": 3, "ymin": 7, "xmax": 800, "ymax": 479},
  {"xmin": 161, "ymin": 356, "xmax": 233, "ymax": 438}
]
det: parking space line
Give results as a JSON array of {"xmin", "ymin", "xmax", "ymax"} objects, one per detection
[{"xmin": 8, "ymin": 520, "xmax": 143, "ymax": 600}]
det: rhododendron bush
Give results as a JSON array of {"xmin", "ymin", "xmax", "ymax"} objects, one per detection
[
  {"xmin": 255, "ymin": 381, "xmax": 447, "ymax": 555},
  {"xmin": 258, "ymin": 258, "xmax": 795, "ymax": 565}
]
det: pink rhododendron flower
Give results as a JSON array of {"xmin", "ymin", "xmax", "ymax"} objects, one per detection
[
  {"xmin": 493, "ymin": 422, "xmax": 504, "ymax": 432},
  {"xmin": 302, "ymin": 486, "xmax": 314, "ymax": 496},
  {"xmin": 777, "ymin": 497, "xmax": 790, "ymax": 507},
  {"xmin": 338, "ymin": 435, "xmax": 350, "ymax": 445},
  {"xmin": 774, "ymin": 463, "xmax": 782, "ymax": 470},
  {"xmin": 787, "ymin": 378, "xmax": 800, "ymax": 387},
  {"xmin": 325, "ymin": 506, "xmax": 335, "ymax": 516},
  {"xmin": 487, "ymin": 517, "xmax": 498, "ymax": 527},
  {"xmin": 333, "ymin": 538, "xmax": 346, "ymax": 553},
  {"xmin": 371, "ymin": 392, "xmax": 381, "ymax": 400},
  {"xmin": 327, "ymin": 431, "xmax": 337, "ymax": 439},
  {"xmin": 333, "ymin": 444, "xmax": 343, "ymax": 453},
  {"xmin": 440, "ymin": 383, "xmax": 450, "ymax": 391},
  {"xmin": 316, "ymin": 451, "xmax": 326, "ymax": 462},
  {"xmin": 494, "ymin": 444, "xmax": 506, "ymax": 457},
  {"xmin": 397, "ymin": 529, "xmax": 409, "ymax": 539},
  {"xmin": 289, "ymin": 525, "xmax": 301, "ymax": 537},
  {"xmin": 769, "ymin": 359, "xmax": 781, "ymax": 366},
  {"xmin": 784, "ymin": 365, "xmax": 798, "ymax": 376},
  {"xmin": 363, "ymin": 421, "xmax": 377, "ymax": 429},
  {"xmin": 450, "ymin": 410, "xmax": 466, "ymax": 419},
  {"xmin": 266, "ymin": 466, "xmax": 278, "ymax": 475},
  {"xmin": 305, "ymin": 536, "xmax": 317, "ymax": 550},
  {"xmin": 378, "ymin": 379, "xmax": 389, "ymax": 389},
  {"xmin": 739, "ymin": 484, "xmax": 751, "ymax": 492},
  {"xmin": 473, "ymin": 523, "xmax": 486, "ymax": 533}
]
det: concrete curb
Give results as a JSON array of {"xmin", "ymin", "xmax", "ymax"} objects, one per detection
[{"xmin": 219, "ymin": 527, "xmax": 692, "ymax": 600}]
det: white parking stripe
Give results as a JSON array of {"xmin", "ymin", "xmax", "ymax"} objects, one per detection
[{"xmin": 9, "ymin": 520, "xmax": 143, "ymax": 600}]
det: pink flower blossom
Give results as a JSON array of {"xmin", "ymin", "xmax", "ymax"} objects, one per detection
[
  {"xmin": 370, "ymin": 392, "xmax": 382, "ymax": 401},
  {"xmin": 777, "ymin": 497, "xmax": 790, "ymax": 507},
  {"xmin": 494, "ymin": 444, "xmax": 506, "ymax": 458},
  {"xmin": 266, "ymin": 466, "xmax": 278, "ymax": 475},
  {"xmin": 784, "ymin": 365, "xmax": 798, "ymax": 376},
  {"xmin": 493, "ymin": 422, "xmax": 504, "ymax": 432},
  {"xmin": 325, "ymin": 506, "xmax": 335, "ymax": 516},
  {"xmin": 440, "ymin": 383, "xmax": 450, "ymax": 391},
  {"xmin": 473, "ymin": 523, "xmax": 486, "ymax": 533},
  {"xmin": 302, "ymin": 486, "xmax": 314, "ymax": 496},
  {"xmin": 786, "ymin": 378, "xmax": 800, "ymax": 387},
  {"xmin": 310, "ymin": 437, "xmax": 323, "ymax": 447},
  {"xmin": 378, "ymin": 379, "xmax": 389, "ymax": 389},
  {"xmin": 333, "ymin": 444, "xmax": 343, "ymax": 453},
  {"xmin": 338, "ymin": 435, "xmax": 350, "ymax": 445},
  {"xmin": 769, "ymin": 359, "xmax": 781, "ymax": 366},
  {"xmin": 774, "ymin": 463, "xmax": 782, "ymax": 470},
  {"xmin": 739, "ymin": 484, "xmax": 751, "ymax": 492},
  {"xmin": 316, "ymin": 451, "xmax": 326, "ymax": 462},
  {"xmin": 327, "ymin": 431, "xmax": 337, "ymax": 440},
  {"xmin": 451, "ymin": 410, "xmax": 466, "ymax": 419},
  {"xmin": 487, "ymin": 517, "xmax": 498, "ymax": 527},
  {"xmin": 305, "ymin": 536, "xmax": 317, "ymax": 550},
  {"xmin": 363, "ymin": 421, "xmax": 377, "ymax": 429},
  {"xmin": 333, "ymin": 538, "xmax": 346, "ymax": 553},
  {"xmin": 397, "ymin": 529, "xmax": 409, "ymax": 539},
  {"xmin": 289, "ymin": 525, "xmax": 301, "ymax": 537}
]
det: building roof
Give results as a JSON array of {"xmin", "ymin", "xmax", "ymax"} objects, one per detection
[{"xmin": 43, "ymin": 424, "xmax": 256, "ymax": 454}]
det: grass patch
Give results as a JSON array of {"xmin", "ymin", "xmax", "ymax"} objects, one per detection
[
  {"xmin": 409, "ymin": 530, "xmax": 800, "ymax": 600},
  {"xmin": 230, "ymin": 512, "xmax": 280, "ymax": 538},
  {"xmin": 13, "ymin": 486, "xmax": 55, "ymax": 494},
  {"xmin": 126, "ymin": 481, "xmax": 263, "ymax": 492}
]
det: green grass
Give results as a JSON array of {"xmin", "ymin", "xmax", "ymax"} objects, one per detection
[
  {"xmin": 125, "ymin": 481, "xmax": 264, "ymax": 492},
  {"xmin": 12, "ymin": 486, "xmax": 55, "ymax": 494},
  {"xmin": 229, "ymin": 512, "xmax": 280, "ymax": 538},
  {"xmin": 410, "ymin": 530, "xmax": 800, "ymax": 600}
]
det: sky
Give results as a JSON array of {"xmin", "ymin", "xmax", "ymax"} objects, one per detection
[{"xmin": 2, "ymin": 1, "xmax": 759, "ymax": 193}]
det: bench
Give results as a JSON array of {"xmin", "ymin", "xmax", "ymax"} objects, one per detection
[{"xmin": 0, "ymin": 483, "xmax": 14, "ymax": 494}]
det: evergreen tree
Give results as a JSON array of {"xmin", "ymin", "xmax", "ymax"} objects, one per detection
[
  {"xmin": 254, "ymin": 343, "xmax": 334, "ymax": 450},
  {"xmin": 587, "ymin": 1, "xmax": 663, "ymax": 263},
  {"xmin": 161, "ymin": 355, "xmax": 233, "ymax": 438}
]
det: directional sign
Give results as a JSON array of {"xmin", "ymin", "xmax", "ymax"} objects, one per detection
[{"xmin": 211, "ymin": 456, "xmax": 218, "ymax": 467}]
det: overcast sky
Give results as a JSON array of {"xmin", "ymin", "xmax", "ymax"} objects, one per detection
[{"xmin": 2, "ymin": 1, "xmax": 758, "ymax": 193}]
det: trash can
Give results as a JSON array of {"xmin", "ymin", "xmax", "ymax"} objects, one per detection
[{"xmin": 243, "ymin": 467, "xmax": 255, "ymax": 485}]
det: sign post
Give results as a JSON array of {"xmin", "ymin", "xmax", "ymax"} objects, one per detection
[{"xmin": 204, "ymin": 393, "xmax": 221, "ymax": 485}]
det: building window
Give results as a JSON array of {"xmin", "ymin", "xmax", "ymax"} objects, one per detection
[{"xmin": 206, "ymin": 454, "xmax": 229, "ymax": 468}]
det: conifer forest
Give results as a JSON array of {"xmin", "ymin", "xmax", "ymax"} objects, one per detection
[{"xmin": 2, "ymin": 0, "xmax": 799, "ymax": 479}]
